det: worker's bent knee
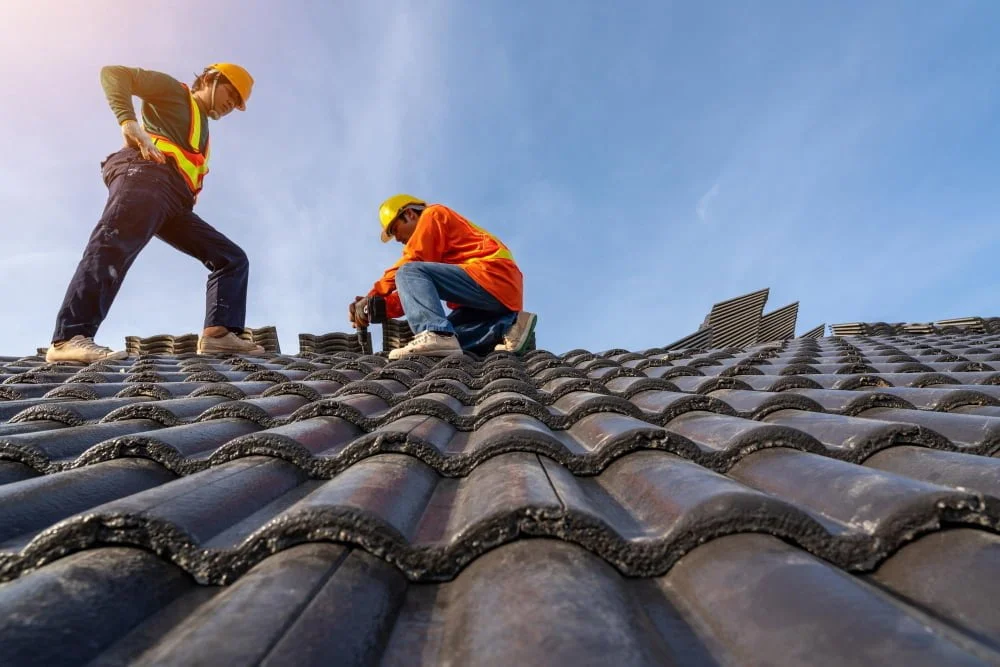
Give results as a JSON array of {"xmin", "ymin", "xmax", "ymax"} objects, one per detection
[
  {"xmin": 396, "ymin": 262, "xmax": 428, "ymax": 278},
  {"xmin": 224, "ymin": 245, "xmax": 249, "ymax": 271}
]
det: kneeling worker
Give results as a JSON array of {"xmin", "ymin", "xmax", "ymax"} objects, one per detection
[{"xmin": 350, "ymin": 195, "xmax": 537, "ymax": 360}]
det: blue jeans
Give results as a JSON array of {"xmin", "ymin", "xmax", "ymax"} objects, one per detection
[
  {"xmin": 52, "ymin": 147, "xmax": 250, "ymax": 342},
  {"xmin": 395, "ymin": 262, "xmax": 516, "ymax": 354}
]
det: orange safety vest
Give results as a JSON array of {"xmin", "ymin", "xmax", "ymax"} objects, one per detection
[{"xmin": 146, "ymin": 85, "xmax": 210, "ymax": 194}]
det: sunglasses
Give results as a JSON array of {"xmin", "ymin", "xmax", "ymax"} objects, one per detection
[{"xmin": 215, "ymin": 75, "xmax": 244, "ymax": 108}]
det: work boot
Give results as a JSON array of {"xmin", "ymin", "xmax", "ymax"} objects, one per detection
[
  {"xmin": 45, "ymin": 336, "xmax": 128, "ymax": 363},
  {"xmin": 494, "ymin": 311, "xmax": 538, "ymax": 354},
  {"xmin": 388, "ymin": 331, "xmax": 462, "ymax": 360},
  {"xmin": 197, "ymin": 332, "xmax": 265, "ymax": 356}
]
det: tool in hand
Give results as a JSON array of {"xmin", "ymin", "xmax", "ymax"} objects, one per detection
[{"xmin": 350, "ymin": 296, "xmax": 387, "ymax": 355}]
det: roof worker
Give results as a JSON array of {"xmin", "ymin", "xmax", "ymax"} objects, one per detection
[
  {"xmin": 45, "ymin": 63, "xmax": 264, "ymax": 363},
  {"xmin": 350, "ymin": 195, "xmax": 537, "ymax": 360}
]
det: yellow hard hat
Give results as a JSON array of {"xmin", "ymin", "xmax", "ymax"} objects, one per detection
[
  {"xmin": 379, "ymin": 194, "xmax": 425, "ymax": 242},
  {"xmin": 208, "ymin": 63, "xmax": 253, "ymax": 110}
]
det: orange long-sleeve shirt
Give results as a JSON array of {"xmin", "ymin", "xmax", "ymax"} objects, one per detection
[{"xmin": 368, "ymin": 204, "xmax": 524, "ymax": 319}]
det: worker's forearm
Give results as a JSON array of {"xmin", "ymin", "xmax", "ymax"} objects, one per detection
[{"xmin": 100, "ymin": 66, "xmax": 139, "ymax": 125}]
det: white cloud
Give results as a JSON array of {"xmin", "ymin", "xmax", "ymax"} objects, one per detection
[{"xmin": 696, "ymin": 183, "xmax": 720, "ymax": 222}]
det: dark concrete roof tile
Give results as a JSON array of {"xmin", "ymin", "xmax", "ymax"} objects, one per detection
[
  {"xmin": 860, "ymin": 407, "xmax": 1000, "ymax": 453},
  {"xmin": 858, "ymin": 386, "xmax": 1000, "ymax": 411},
  {"xmin": 666, "ymin": 533, "xmax": 991, "ymax": 666},
  {"xmin": 5, "ymin": 334, "xmax": 1000, "ymax": 663},
  {"xmin": 864, "ymin": 446, "xmax": 1000, "ymax": 501},
  {"xmin": 762, "ymin": 409, "xmax": 952, "ymax": 458},
  {"xmin": 0, "ymin": 460, "xmax": 176, "ymax": 546},
  {"xmin": 728, "ymin": 449, "xmax": 994, "ymax": 556},
  {"xmin": 0, "ymin": 462, "xmax": 38, "ymax": 485},
  {"xmin": 0, "ymin": 547, "xmax": 198, "ymax": 666},
  {"xmin": 867, "ymin": 529, "xmax": 1000, "ymax": 654},
  {"xmin": 77, "ymin": 419, "xmax": 263, "ymax": 473},
  {"xmin": 729, "ymin": 374, "xmax": 823, "ymax": 391},
  {"xmin": 662, "ymin": 412, "xmax": 823, "ymax": 465},
  {"xmin": 1, "ymin": 420, "xmax": 164, "ymax": 472},
  {"xmin": 786, "ymin": 388, "xmax": 914, "ymax": 415},
  {"xmin": 707, "ymin": 389, "xmax": 824, "ymax": 418}
]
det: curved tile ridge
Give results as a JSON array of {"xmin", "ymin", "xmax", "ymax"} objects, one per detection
[
  {"xmin": 18, "ymin": 400, "xmax": 965, "ymax": 480},
  {"xmin": 262, "ymin": 382, "xmax": 323, "ymax": 402},
  {"xmin": 188, "ymin": 383, "xmax": 247, "ymax": 400},
  {"xmin": 303, "ymin": 369, "xmax": 366, "ymax": 385},
  {"xmin": 205, "ymin": 413, "xmax": 683, "ymax": 478},
  {"xmin": 0, "ymin": 451, "xmax": 996, "ymax": 586},
  {"xmin": 113, "ymin": 384, "xmax": 173, "ymax": 400},
  {"xmin": 244, "ymin": 370, "xmax": 292, "ymax": 384},
  {"xmin": 334, "ymin": 376, "xmax": 620, "ymax": 408},
  {"xmin": 63, "ymin": 371, "xmax": 114, "ymax": 384},
  {"xmin": 284, "ymin": 389, "xmax": 722, "ymax": 432},
  {"xmin": 194, "ymin": 401, "xmax": 289, "ymax": 428},
  {"xmin": 99, "ymin": 404, "xmax": 183, "ymax": 427},
  {"xmin": 42, "ymin": 385, "xmax": 101, "ymax": 401},
  {"xmin": 71, "ymin": 436, "xmax": 199, "ymax": 476},
  {"xmin": 184, "ymin": 371, "xmax": 232, "ymax": 383},
  {"xmin": 0, "ymin": 387, "xmax": 21, "ymax": 401},
  {"xmin": 9, "ymin": 406, "xmax": 86, "ymax": 427},
  {"xmin": 0, "ymin": 439, "xmax": 53, "ymax": 474},
  {"xmin": 420, "ymin": 366, "xmax": 552, "ymax": 389}
]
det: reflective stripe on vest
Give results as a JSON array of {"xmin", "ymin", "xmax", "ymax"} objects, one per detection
[
  {"xmin": 147, "ymin": 87, "xmax": 210, "ymax": 194},
  {"xmin": 463, "ymin": 219, "xmax": 515, "ymax": 262}
]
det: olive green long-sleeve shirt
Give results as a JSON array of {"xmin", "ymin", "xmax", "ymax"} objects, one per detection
[{"xmin": 100, "ymin": 66, "xmax": 209, "ymax": 152}]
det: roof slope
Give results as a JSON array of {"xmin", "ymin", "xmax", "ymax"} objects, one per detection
[{"xmin": 2, "ymin": 333, "xmax": 1000, "ymax": 665}]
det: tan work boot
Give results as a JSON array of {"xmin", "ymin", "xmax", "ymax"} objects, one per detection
[
  {"xmin": 388, "ymin": 331, "xmax": 462, "ymax": 360},
  {"xmin": 45, "ymin": 336, "xmax": 128, "ymax": 363},
  {"xmin": 494, "ymin": 311, "xmax": 538, "ymax": 354},
  {"xmin": 197, "ymin": 332, "xmax": 265, "ymax": 356}
]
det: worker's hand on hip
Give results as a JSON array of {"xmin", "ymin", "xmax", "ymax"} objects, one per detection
[
  {"xmin": 350, "ymin": 296, "xmax": 369, "ymax": 327},
  {"xmin": 121, "ymin": 120, "xmax": 166, "ymax": 164}
]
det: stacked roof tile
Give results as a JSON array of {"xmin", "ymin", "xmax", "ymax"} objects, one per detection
[
  {"xmin": 382, "ymin": 317, "xmax": 416, "ymax": 352},
  {"xmin": 799, "ymin": 323, "xmax": 826, "ymax": 339},
  {"xmin": 124, "ymin": 333, "xmax": 199, "ymax": 356},
  {"xmin": 2, "ymin": 327, "xmax": 1000, "ymax": 664},
  {"xmin": 124, "ymin": 326, "xmax": 282, "ymax": 356},
  {"xmin": 298, "ymin": 331, "xmax": 369, "ymax": 356},
  {"xmin": 758, "ymin": 301, "xmax": 799, "ymax": 343},
  {"xmin": 237, "ymin": 325, "xmax": 281, "ymax": 353},
  {"xmin": 665, "ymin": 287, "xmax": 823, "ymax": 350},
  {"xmin": 831, "ymin": 317, "xmax": 1000, "ymax": 337}
]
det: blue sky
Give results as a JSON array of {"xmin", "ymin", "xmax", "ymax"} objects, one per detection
[{"xmin": 1, "ymin": 1, "xmax": 999, "ymax": 356}]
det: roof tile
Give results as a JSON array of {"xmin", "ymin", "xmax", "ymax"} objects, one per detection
[{"xmin": 4, "ymin": 332, "xmax": 1000, "ymax": 663}]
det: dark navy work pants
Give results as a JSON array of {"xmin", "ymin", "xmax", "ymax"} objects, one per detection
[{"xmin": 52, "ymin": 147, "xmax": 250, "ymax": 342}]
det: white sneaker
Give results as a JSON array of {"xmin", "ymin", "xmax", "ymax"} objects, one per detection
[
  {"xmin": 197, "ymin": 332, "xmax": 265, "ymax": 356},
  {"xmin": 388, "ymin": 331, "xmax": 462, "ymax": 360},
  {"xmin": 494, "ymin": 311, "xmax": 538, "ymax": 354},
  {"xmin": 45, "ymin": 336, "xmax": 128, "ymax": 363}
]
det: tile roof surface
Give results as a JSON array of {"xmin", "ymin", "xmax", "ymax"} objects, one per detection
[{"xmin": 2, "ymin": 329, "xmax": 1000, "ymax": 665}]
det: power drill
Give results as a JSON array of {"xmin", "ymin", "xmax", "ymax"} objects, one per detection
[{"xmin": 351, "ymin": 296, "xmax": 387, "ymax": 354}]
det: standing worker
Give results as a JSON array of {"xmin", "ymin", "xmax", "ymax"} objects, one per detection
[
  {"xmin": 45, "ymin": 63, "xmax": 264, "ymax": 363},
  {"xmin": 350, "ymin": 195, "xmax": 537, "ymax": 360}
]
